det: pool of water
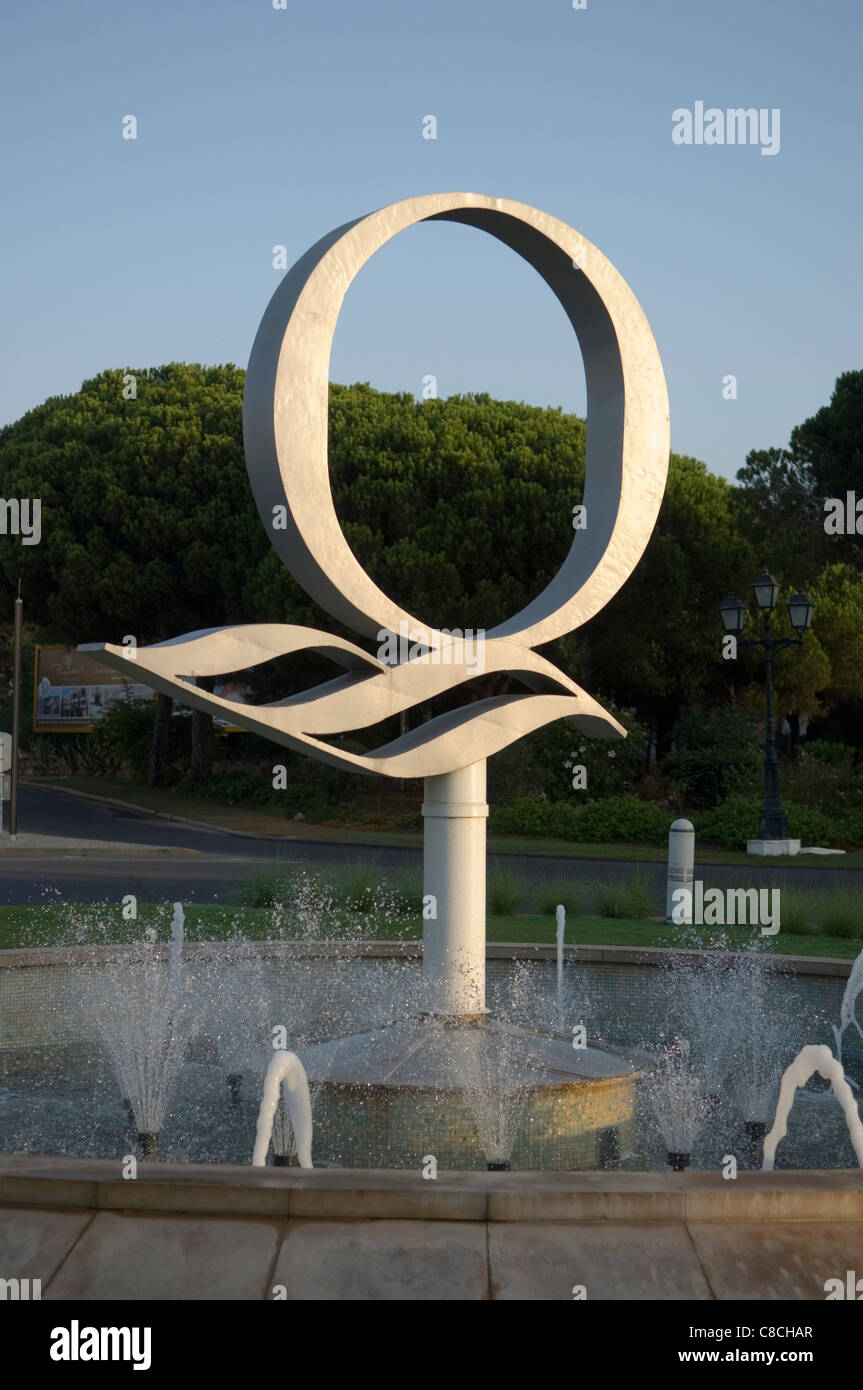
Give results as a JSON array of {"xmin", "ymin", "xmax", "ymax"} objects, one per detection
[{"xmin": 1, "ymin": 947, "xmax": 860, "ymax": 1171}]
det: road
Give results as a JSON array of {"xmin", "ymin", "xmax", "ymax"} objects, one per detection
[{"xmin": 0, "ymin": 784, "xmax": 860, "ymax": 909}]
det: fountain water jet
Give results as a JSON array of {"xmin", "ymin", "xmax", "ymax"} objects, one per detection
[
  {"xmin": 642, "ymin": 1039, "xmax": 706, "ymax": 1170},
  {"xmin": 762, "ymin": 1044, "xmax": 863, "ymax": 1171},
  {"xmin": 252, "ymin": 1050, "xmax": 313, "ymax": 1168},
  {"xmin": 95, "ymin": 902, "xmax": 199, "ymax": 1157},
  {"xmin": 555, "ymin": 904, "xmax": 566, "ymax": 1025},
  {"xmin": 832, "ymin": 945, "xmax": 863, "ymax": 1071}
]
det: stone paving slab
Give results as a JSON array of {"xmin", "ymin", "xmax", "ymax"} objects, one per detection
[
  {"xmin": 271, "ymin": 1219, "xmax": 489, "ymax": 1300},
  {"xmin": 687, "ymin": 1221, "xmax": 863, "ymax": 1301},
  {"xmin": 0, "ymin": 1206, "xmax": 94, "ymax": 1284},
  {"xmin": 2, "ymin": 1163, "xmax": 863, "ymax": 1299},
  {"xmin": 488, "ymin": 1221, "xmax": 713, "ymax": 1300},
  {"xmin": 43, "ymin": 1211, "xmax": 283, "ymax": 1301},
  {"xmin": 2, "ymin": 1202, "xmax": 862, "ymax": 1298}
]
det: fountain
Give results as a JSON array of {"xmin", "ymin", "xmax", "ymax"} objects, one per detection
[
  {"xmin": 832, "ymin": 945, "xmax": 863, "ymax": 1069},
  {"xmin": 555, "ymin": 904, "xmax": 566, "ymax": 1025},
  {"xmin": 74, "ymin": 193, "xmax": 673, "ymax": 1172},
  {"xmin": 5, "ymin": 194, "xmax": 860, "ymax": 1183},
  {"xmin": 1, "ymin": 883, "xmax": 861, "ymax": 1172},
  {"xmin": 651, "ymin": 937, "xmax": 815, "ymax": 1168},
  {"xmin": 762, "ymin": 1045, "xmax": 863, "ymax": 1171},
  {"xmin": 252, "ymin": 1051, "xmax": 313, "ymax": 1168},
  {"xmin": 94, "ymin": 903, "xmax": 198, "ymax": 1158},
  {"xmin": 641, "ymin": 1039, "xmax": 707, "ymax": 1171}
]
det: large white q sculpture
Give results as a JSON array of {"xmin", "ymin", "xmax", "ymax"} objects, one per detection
[{"xmin": 82, "ymin": 193, "xmax": 670, "ymax": 1016}]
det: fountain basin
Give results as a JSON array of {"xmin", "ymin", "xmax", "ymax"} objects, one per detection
[{"xmin": 2, "ymin": 941, "xmax": 861, "ymax": 1171}]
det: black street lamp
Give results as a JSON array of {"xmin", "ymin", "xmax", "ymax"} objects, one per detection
[{"xmin": 719, "ymin": 574, "xmax": 814, "ymax": 843}]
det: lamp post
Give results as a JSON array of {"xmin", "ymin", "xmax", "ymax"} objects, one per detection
[
  {"xmin": 719, "ymin": 574, "xmax": 814, "ymax": 851},
  {"xmin": 9, "ymin": 583, "xmax": 23, "ymax": 841}
]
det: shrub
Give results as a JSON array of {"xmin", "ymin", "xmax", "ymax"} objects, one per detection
[
  {"xmin": 238, "ymin": 863, "xmax": 299, "ymax": 908},
  {"xmin": 697, "ymin": 795, "xmax": 838, "ymax": 850},
  {"xmin": 334, "ymin": 861, "xmax": 382, "ymax": 913},
  {"xmin": 662, "ymin": 745, "xmax": 761, "ymax": 809},
  {"xmin": 391, "ymin": 867, "xmax": 424, "ymax": 914},
  {"xmin": 489, "ymin": 797, "xmax": 582, "ymax": 838},
  {"xmin": 835, "ymin": 808, "xmax": 863, "ymax": 848},
  {"xmin": 487, "ymin": 867, "xmax": 526, "ymax": 916},
  {"xmin": 553, "ymin": 704, "xmax": 650, "ymax": 801},
  {"xmin": 781, "ymin": 803, "xmax": 837, "ymax": 845},
  {"xmin": 88, "ymin": 695, "xmax": 185, "ymax": 780},
  {"xmin": 806, "ymin": 740, "xmax": 857, "ymax": 765},
  {"xmin": 577, "ymin": 796, "xmax": 672, "ymax": 844},
  {"xmin": 537, "ymin": 878, "xmax": 580, "ymax": 916},
  {"xmin": 488, "ymin": 794, "xmax": 672, "ymax": 844},
  {"xmin": 673, "ymin": 705, "xmax": 763, "ymax": 753},
  {"xmin": 775, "ymin": 885, "xmax": 821, "ymax": 935},
  {"xmin": 174, "ymin": 766, "xmax": 344, "ymax": 819},
  {"xmin": 664, "ymin": 705, "xmax": 763, "ymax": 809},
  {"xmin": 176, "ymin": 769, "xmax": 276, "ymax": 804},
  {"xmin": 594, "ymin": 872, "xmax": 654, "ymax": 919},
  {"xmin": 488, "ymin": 702, "xmax": 649, "ymax": 803},
  {"xmin": 819, "ymin": 887, "xmax": 863, "ymax": 940},
  {"xmin": 781, "ymin": 749, "xmax": 863, "ymax": 816},
  {"xmin": 27, "ymin": 736, "xmax": 64, "ymax": 775}
]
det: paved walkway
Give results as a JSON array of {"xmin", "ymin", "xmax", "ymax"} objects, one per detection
[
  {"xmin": 1, "ymin": 1161, "xmax": 861, "ymax": 1300},
  {"xmin": 6, "ymin": 1205, "xmax": 863, "ymax": 1300}
]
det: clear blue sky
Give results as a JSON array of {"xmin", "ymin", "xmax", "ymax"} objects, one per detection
[{"xmin": 1, "ymin": 0, "xmax": 860, "ymax": 480}]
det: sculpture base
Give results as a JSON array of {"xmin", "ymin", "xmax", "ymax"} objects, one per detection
[
  {"xmin": 747, "ymin": 838, "xmax": 801, "ymax": 857},
  {"xmin": 298, "ymin": 1015, "xmax": 637, "ymax": 1171}
]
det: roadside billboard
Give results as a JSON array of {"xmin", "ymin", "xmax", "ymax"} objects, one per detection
[
  {"xmin": 33, "ymin": 646, "xmax": 155, "ymax": 732},
  {"xmin": 33, "ymin": 647, "xmax": 247, "ymax": 733}
]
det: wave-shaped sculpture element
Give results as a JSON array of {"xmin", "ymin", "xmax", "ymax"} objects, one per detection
[
  {"xmin": 81, "ymin": 193, "xmax": 670, "ymax": 777},
  {"xmin": 82, "ymin": 624, "xmax": 623, "ymax": 776}
]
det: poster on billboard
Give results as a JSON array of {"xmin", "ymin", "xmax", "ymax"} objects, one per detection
[
  {"xmin": 33, "ymin": 647, "xmax": 250, "ymax": 733},
  {"xmin": 33, "ymin": 647, "xmax": 155, "ymax": 732}
]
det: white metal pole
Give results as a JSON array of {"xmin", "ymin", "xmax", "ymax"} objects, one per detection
[{"xmin": 422, "ymin": 759, "xmax": 488, "ymax": 1016}]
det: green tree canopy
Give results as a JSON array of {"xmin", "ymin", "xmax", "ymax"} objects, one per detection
[
  {"xmin": 571, "ymin": 455, "xmax": 758, "ymax": 748},
  {"xmin": 9, "ymin": 365, "xmax": 848, "ymax": 762},
  {"xmin": 0, "ymin": 363, "xmax": 256, "ymax": 643},
  {"xmin": 734, "ymin": 370, "xmax": 863, "ymax": 584}
]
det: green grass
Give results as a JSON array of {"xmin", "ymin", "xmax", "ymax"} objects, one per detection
[
  {"xmin": 1, "ymin": 902, "xmax": 860, "ymax": 959},
  {"xmin": 490, "ymin": 915, "xmax": 861, "ymax": 958}
]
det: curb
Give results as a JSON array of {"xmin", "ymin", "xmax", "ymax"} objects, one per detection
[{"xmin": 0, "ymin": 844, "xmax": 200, "ymax": 859}]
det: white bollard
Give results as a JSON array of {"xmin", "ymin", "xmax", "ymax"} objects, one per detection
[{"xmin": 666, "ymin": 818, "xmax": 694, "ymax": 922}]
